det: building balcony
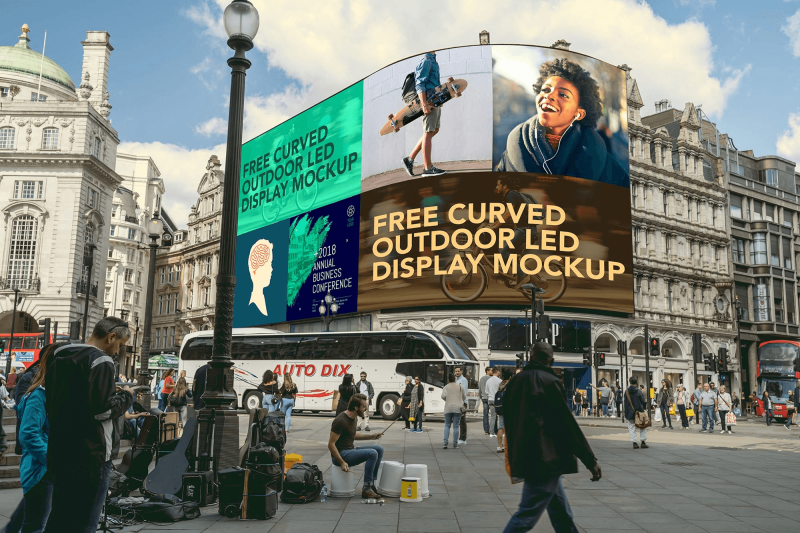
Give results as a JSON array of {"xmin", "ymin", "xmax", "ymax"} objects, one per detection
[
  {"xmin": 0, "ymin": 275, "xmax": 41, "ymax": 293},
  {"xmin": 76, "ymin": 281, "xmax": 99, "ymax": 297},
  {"xmin": 124, "ymin": 215, "xmax": 138, "ymax": 223}
]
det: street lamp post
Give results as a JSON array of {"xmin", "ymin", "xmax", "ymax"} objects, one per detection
[
  {"xmin": 116, "ymin": 309, "xmax": 130, "ymax": 379},
  {"xmin": 81, "ymin": 243, "xmax": 97, "ymax": 341},
  {"xmin": 734, "ymin": 295, "xmax": 744, "ymax": 401},
  {"xmin": 5, "ymin": 288, "xmax": 21, "ymax": 376},
  {"xmin": 318, "ymin": 290, "xmax": 338, "ymax": 332},
  {"xmin": 136, "ymin": 216, "xmax": 164, "ymax": 409},
  {"xmin": 200, "ymin": 0, "xmax": 260, "ymax": 473}
]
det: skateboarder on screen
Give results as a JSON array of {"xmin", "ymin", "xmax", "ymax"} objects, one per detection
[{"xmin": 402, "ymin": 52, "xmax": 446, "ymax": 178}]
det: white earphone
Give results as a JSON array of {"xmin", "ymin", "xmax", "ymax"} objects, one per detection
[{"xmin": 574, "ymin": 113, "xmax": 581, "ymax": 119}]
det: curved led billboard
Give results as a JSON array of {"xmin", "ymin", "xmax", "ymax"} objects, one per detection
[{"xmin": 234, "ymin": 44, "xmax": 632, "ymax": 327}]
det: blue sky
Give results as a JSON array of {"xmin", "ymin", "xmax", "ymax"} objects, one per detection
[{"xmin": 2, "ymin": 0, "xmax": 800, "ymax": 225}]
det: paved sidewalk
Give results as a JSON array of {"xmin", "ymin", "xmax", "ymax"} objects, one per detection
[{"xmin": 1, "ymin": 413, "xmax": 798, "ymax": 532}]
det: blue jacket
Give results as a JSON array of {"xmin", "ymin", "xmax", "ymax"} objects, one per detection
[
  {"xmin": 414, "ymin": 53, "xmax": 440, "ymax": 97},
  {"xmin": 17, "ymin": 387, "xmax": 48, "ymax": 494},
  {"xmin": 495, "ymin": 116, "xmax": 629, "ymax": 188}
]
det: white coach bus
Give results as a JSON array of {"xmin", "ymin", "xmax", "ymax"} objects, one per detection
[{"xmin": 179, "ymin": 328, "xmax": 479, "ymax": 419}]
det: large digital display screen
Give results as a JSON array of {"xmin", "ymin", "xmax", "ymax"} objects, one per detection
[{"xmin": 234, "ymin": 44, "xmax": 632, "ymax": 327}]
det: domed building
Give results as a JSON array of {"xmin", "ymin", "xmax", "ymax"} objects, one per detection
[{"xmin": 0, "ymin": 24, "xmax": 124, "ymax": 350}]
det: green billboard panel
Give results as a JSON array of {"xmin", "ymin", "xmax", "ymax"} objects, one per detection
[{"xmin": 238, "ymin": 81, "xmax": 364, "ymax": 235}]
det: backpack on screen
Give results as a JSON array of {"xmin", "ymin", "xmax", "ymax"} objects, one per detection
[
  {"xmin": 259, "ymin": 412, "xmax": 286, "ymax": 451},
  {"xmin": 401, "ymin": 72, "xmax": 417, "ymax": 104},
  {"xmin": 494, "ymin": 388, "xmax": 505, "ymax": 416},
  {"xmin": 280, "ymin": 463, "xmax": 323, "ymax": 504}
]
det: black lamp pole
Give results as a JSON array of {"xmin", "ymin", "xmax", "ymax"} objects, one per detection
[
  {"xmin": 81, "ymin": 243, "xmax": 97, "ymax": 341},
  {"xmin": 200, "ymin": 0, "xmax": 260, "ymax": 473},
  {"xmin": 5, "ymin": 288, "xmax": 20, "ymax": 376},
  {"xmin": 137, "ymin": 220, "xmax": 162, "ymax": 409}
]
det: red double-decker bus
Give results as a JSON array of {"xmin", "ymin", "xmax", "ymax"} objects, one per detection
[
  {"xmin": 0, "ymin": 332, "xmax": 70, "ymax": 368},
  {"xmin": 753, "ymin": 340, "xmax": 800, "ymax": 420}
]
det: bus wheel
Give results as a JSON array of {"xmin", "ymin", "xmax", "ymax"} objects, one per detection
[
  {"xmin": 243, "ymin": 391, "xmax": 263, "ymax": 413},
  {"xmin": 379, "ymin": 394, "xmax": 401, "ymax": 420}
]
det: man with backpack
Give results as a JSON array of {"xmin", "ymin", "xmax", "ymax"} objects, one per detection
[
  {"xmin": 328, "ymin": 393, "xmax": 384, "ymax": 499},
  {"xmin": 503, "ymin": 342, "xmax": 601, "ymax": 532},
  {"xmin": 623, "ymin": 376, "xmax": 649, "ymax": 449},
  {"xmin": 401, "ymin": 51, "xmax": 446, "ymax": 178}
]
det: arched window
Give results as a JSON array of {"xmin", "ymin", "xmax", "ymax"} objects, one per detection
[
  {"xmin": 0, "ymin": 127, "xmax": 14, "ymax": 149},
  {"xmin": 441, "ymin": 325, "xmax": 477, "ymax": 348},
  {"xmin": 7, "ymin": 215, "xmax": 38, "ymax": 289},
  {"xmin": 93, "ymin": 138, "xmax": 101, "ymax": 158},
  {"xmin": 85, "ymin": 223, "xmax": 95, "ymax": 245},
  {"xmin": 42, "ymin": 127, "xmax": 59, "ymax": 150}
]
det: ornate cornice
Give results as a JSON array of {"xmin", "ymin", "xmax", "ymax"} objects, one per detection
[{"xmin": 0, "ymin": 154, "xmax": 122, "ymax": 187}]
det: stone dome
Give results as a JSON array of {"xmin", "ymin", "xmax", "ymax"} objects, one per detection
[{"xmin": 0, "ymin": 27, "xmax": 75, "ymax": 90}]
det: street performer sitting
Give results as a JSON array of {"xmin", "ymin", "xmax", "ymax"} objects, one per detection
[{"xmin": 328, "ymin": 393, "xmax": 384, "ymax": 498}]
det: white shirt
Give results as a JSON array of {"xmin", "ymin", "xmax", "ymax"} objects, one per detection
[
  {"xmin": 485, "ymin": 376, "xmax": 502, "ymax": 403},
  {"xmin": 359, "ymin": 381, "xmax": 369, "ymax": 395}
]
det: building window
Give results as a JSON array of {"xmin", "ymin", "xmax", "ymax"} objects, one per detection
[
  {"xmin": 729, "ymin": 194, "xmax": 742, "ymax": 219},
  {"xmin": 87, "ymin": 188, "xmax": 98, "ymax": 209},
  {"xmin": 782, "ymin": 237, "xmax": 792, "ymax": 270},
  {"xmin": 751, "ymin": 233, "xmax": 767, "ymax": 265},
  {"xmin": 123, "ymin": 289, "xmax": 131, "ymax": 303},
  {"xmin": 128, "ymin": 228, "xmax": 136, "ymax": 240},
  {"xmin": 202, "ymin": 286, "xmax": 210, "ymax": 306},
  {"xmin": 187, "ymin": 289, "xmax": 193, "ymax": 309},
  {"xmin": 13, "ymin": 180, "xmax": 43, "ymax": 199},
  {"xmin": 0, "ymin": 127, "xmax": 15, "ymax": 149},
  {"xmin": 108, "ymin": 245, "xmax": 114, "ymax": 258},
  {"xmin": 6, "ymin": 215, "xmax": 38, "ymax": 288},
  {"xmin": 106, "ymin": 266, "xmax": 112, "ymax": 279},
  {"xmin": 93, "ymin": 138, "xmax": 101, "ymax": 158},
  {"xmin": 173, "ymin": 293, "xmax": 179, "ymax": 312},
  {"xmin": 124, "ymin": 268, "xmax": 133, "ymax": 282},
  {"xmin": 210, "ymin": 196, "xmax": 215, "ymax": 211},
  {"xmin": 712, "ymin": 205, "xmax": 717, "ymax": 227},
  {"xmin": 205, "ymin": 256, "xmax": 212, "ymax": 276},
  {"xmin": 166, "ymin": 294, "xmax": 171, "ymax": 314},
  {"xmin": 774, "ymin": 279, "xmax": 784, "ymax": 322},
  {"xmin": 169, "ymin": 327, "xmax": 175, "ymax": 347},
  {"xmin": 695, "ymin": 200, "xmax": 700, "ymax": 222},
  {"xmin": 784, "ymin": 209, "xmax": 793, "ymax": 229},
  {"xmin": 752, "ymin": 200, "xmax": 763, "ymax": 221},
  {"xmin": 136, "ymin": 271, "xmax": 142, "ymax": 285},
  {"xmin": 104, "ymin": 287, "xmax": 110, "ymax": 300},
  {"xmin": 667, "ymin": 280, "xmax": 673, "ymax": 313},
  {"xmin": 787, "ymin": 281, "xmax": 796, "ymax": 324},
  {"xmin": 753, "ymin": 279, "xmax": 770, "ymax": 322},
  {"xmin": 168, "ymin": 265, "xmax": 174, "ymax": 283},
  {"xmin": 159, "ymin": 267, "xmax": 165, "ymax": 284},
  {"xmin": 732, "ymin": 238, "xmax": 746, "ymax": 263},
  {"xmin": 42, "ymin": 127, "xmax": 58, "ymax": 150},
  {"xmin": 30, "ymin": 92, "xmax": 46, "ymax": 102},
  {"xmin": 112, "ymin": 205, "xmax": 118, "ymax": 218},
  {"xmin": 84, "ymin": 223, "xmax": 95, "ymax": 245},
  {"xmin": 135, "ymin": 291, "xmax": 141, "ymax": 305},
  {"xmin": 770, "ymin": 234, "xmax": 780, "ymax": 267},
  {"xmin": 158, "ymin": 295, "xmax": 164, "ymax": 315},
  {"xmin": 0, "ymin": 87, "xmax": 8, "ymax": 97},
  {"xmin": 765, "ymin": 204, "xmax": 775, "ymax": 223},
  {"xmin": 662, "ymin": 191, "xmax": 668, "ymax": 215},
  {"xmin": 634, "ymin": 227, "xmax": 641, "ymax": 251},
  {"xmin": 155, "ymin": 329, "xmax": 160, "ymax": 349},
  {"xmin": 126, "ymin": 248, "xmax": 135, "ymax": 262},
  {"xmin": 110, "ymin": 225, "xmax": 116, "ymax": 236},
  {"xmin": 665, "ymin": 234, "xmax": 671, "ymax": 257},
  {"xmin": 691, "ymin": 285, "xmax": 697, "ymax": 315},
  {"xmin": 765, "ymin": 168, "xmax": 779, "ymax": 187},
  {"xmin": 175, "ymin": 264, "xmax": 181, "ymax": 282}
]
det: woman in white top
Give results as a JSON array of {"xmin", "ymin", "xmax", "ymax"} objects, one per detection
[
  {"xmin": 441, "ymin": 374, "xmax": 466, "ymax": 449},
  {"xmin": 716, "ymin": 385, "xmax": 733, "ymax": 434},
  {"xmin": 674, "ymin": 385, "xmax": 692, "ymax": 430}
]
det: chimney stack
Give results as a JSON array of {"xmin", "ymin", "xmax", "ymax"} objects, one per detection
[{"xmin": 81, "ymin": 31, "xmax": 113, "ymax": 112}]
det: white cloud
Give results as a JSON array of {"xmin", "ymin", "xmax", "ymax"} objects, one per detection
[
  {"xmin": 783, "ymin": 9, "xmax": 800, "ymax": 56},
  {"xmin": 118, "ymin": 141, "xmax": 226, "ymax": 227},
  {"xmin": 195, "ymin": 117, "xmax": 228, "ymax": 137},
  {"xmin": 138, "ymin": 0, "xmax": 751, "ymax": 228},
  {"xmin": 777, "ymin": 113, "xmax": 800, "ymax": 162}
]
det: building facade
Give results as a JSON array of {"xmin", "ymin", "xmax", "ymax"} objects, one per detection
[
  {"xmin": 0, "ymin": 25, "xmax": 122, "ymax": 340},
  {"xmin": 151, "ymin": 155, "xmax": 223, "ymax": 353}
]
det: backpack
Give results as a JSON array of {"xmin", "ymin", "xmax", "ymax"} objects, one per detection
[
  {"xmin": 401, "ymin": 72, "xmax": 417, "ymax": 104},
  {"xmin": 280, "ymin": 463, "xmax": 323, "ymax": 504},
  {"xmin": 259, "ymin": 412, "xmax": 286, "ymax": 452},
  {"xmin": 494, "ymin": 387, "xmax": 505, "ymax": 416}
]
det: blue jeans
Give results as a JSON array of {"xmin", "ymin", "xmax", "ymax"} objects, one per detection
[
  {"xmin": 158, "ymin": 393, "xmax": 169, "ymax": 412},
  {"xmin": 21, "ymin": 473, "xmax": 53, "ymax": 532},
  {"xmin": 660, "ymin": 405, "xmax": 672, "ymax": 428},
  {"xmin": 443, "ymin": 412, "xmax": 461, "ymax": 445},
  {"xmin": 503, "ymin": 475, "xmax": 578, "ymax": 533},
  {"xmin": 765, "ymin": 409, "xmax": 774, "ymax": 426},
  {"xmin": 701, "ymin": 405, "xmax": 715, "ymax": 431},
  {"xmin": 262, "ymin": 394, "xmax": 279, "ymax": 412},
  {"xmin": 4, "ymin": 498, "xmax": 24, "ymax": 533},
  {"xmin": 45, "ymin": 460, "xmax": 111, "ymax": 533},
  {"xmin": 482, "ymin": 399, "xmax": 490, "ymax": 433},
  {"xmin": 573, "ymin": 404, "xmax": 581, "ymax": 416},
  {"xmin": 601, "ymin": 404, "xmax": 609, "ymax": 417},
  {"xmin": 413, "ymin": 407, "xmax": 423, "ymax": 431},
  {"xmin": 332, "ymin": 445, "xmax": 385, "ymax": 485},
  {"xmin": 281, "ymin": 398, "xmax": 295, "ymax": 430}
]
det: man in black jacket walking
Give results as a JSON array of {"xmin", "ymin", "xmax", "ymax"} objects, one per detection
[
  {"xmin": 502, "ymin": 342, "xmax": 601, "ymax": 533},
  {"xmin": 45, "ymin": 317, "xmax": 134, "ymax": 533},
  {"xmin": 623, "ymin": 376, "xmax": 649, "ymax": 449}
]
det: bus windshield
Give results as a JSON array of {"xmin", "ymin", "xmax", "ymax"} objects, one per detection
[
  {"xmin": 433, "ymin": 333, "xmax": 477, "ymax": 361},
  {"xmin": 759, "ymin": 342, "xmax": 799, "ymax": 362},
  {"xmin": 759, "ymin": 379, "xmax": 794, "ymax": 402}
]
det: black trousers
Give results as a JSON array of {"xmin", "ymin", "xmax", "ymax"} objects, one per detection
[{"xmin": 459, "ymin": 407, "xmax": 467, "ymax": 440}]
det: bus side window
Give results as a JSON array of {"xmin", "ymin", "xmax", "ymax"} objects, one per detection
[
  {"xmin": 181, "ymin": 338, "xmax": 213, "ymax": 360},
  {"xmin": 22, "ymin": 336, "xmax": 37, "ymax": 350},
  {"xmin": 425, "ymin": 363, "xmax": 446, "ymax": 388},
  {"xmin": 314, "ymin": 335, "xmax": 360, "ymax": 359},
  {"xmin": 297, "ymin": 337, "xmax": 317, "ymax": 359},
  {"xmin": 358, "ymin": 336, "xmax": 404, "ymax": 359},
  {"xmin": 401, "ymin": 334, "xmax": 442, "ymax": 360},
  {"xmin": 396, "ymin": 361, "xmax": 424, "ymax": 379},
  {"xmin": 277, "ymin": 339, "xmax": 299, "ymax": 360}
]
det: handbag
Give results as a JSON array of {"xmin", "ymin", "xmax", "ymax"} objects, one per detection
[
  {"xmin": 685, "ymin": 408, "xmax": 695, "ymax": 418},
  {"xmin": 725, "ymin": 412, "xmax": 737, "ymax": 426},
  {"xmin": 626, "ymin": 390, "xmax": 651, "ymax": 429}
]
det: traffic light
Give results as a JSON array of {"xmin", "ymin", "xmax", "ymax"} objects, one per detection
[
  {"xmin": 704, "ymin": 353, "xmax": 717, "ymax": 373},
  {"xmin": 583, "ymin": 348, "xmax": 592, "ymax": 367},
  {"xmin": 649, "ymin": 338, "xmax": 660, "ymax": 357},
  {"xmin": 692, "ymin": 333, "xmax": 703, "ymax": 363},
  {"xmin": 617, "ymin": 340, "xmax": 627, "ymax": 357},
  {"xmin": 536, "ymin": 314, "xmax": 552, "ymax": 341},
  {"xmin": 38, "ymin": 318, "xmax": 51, "ymax": 347},
  {"xmin": 69, "ymin": 320, "xmax": 82, "ymax": 341},
  {"xmin": 595, "ymin": 352, "xmax": 606, "ymax": 367},
  {"xmin": 717, "ymin": 347, "xmax": 728, "ymax": 372}
]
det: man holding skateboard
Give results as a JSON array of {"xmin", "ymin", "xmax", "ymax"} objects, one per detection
[{"xmin": 403, "ymin": 52, "xmax": 446, "ymax": 178}]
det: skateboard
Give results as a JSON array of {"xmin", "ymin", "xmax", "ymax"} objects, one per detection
[{"xmin": 379, "ymin": 77, "xmax": 468, "ymax": 136}]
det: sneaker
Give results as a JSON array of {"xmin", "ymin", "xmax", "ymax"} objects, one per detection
[
  {"xmin": 416, "ymin": 429, "xmax": 423, "ymax": 433},
  {"xmin": 365, "ymin": 427, "xmax": 371, "ymax": 432},
  {"xmin": 361, "ymin": 487, "xmax": 380, "ymax": 499},
  {"xmin": 633, "ymin": 442, "xmax": 640, "ymax": 449},
  {"xmin": 453, "ymin": 444, "xmax": 459, "ymax": 449},
  {"xmin": 640, "ymin": 441, "xmax": 649, "ymax": 449},
  {"xmin": 785, "ymin": 425, "xmax": 791, "ymax": 431},
  {"xmin": 421, "ymin": 166, "xmax": 446, "ymax": 177},
  {"xmin": 496, "ymin": 446, "xmax": 504, "ymax": 452},
  {"xmin": 402, "ymin": 157, "xmax": 415, "ymax": 176},
  {"xmin": 720, "ymin": 430, "xmax": 726, "ymax": 434},
  {"xmin": 489, "ymin": 433, "xmax": 497, "ymax": 438},
  {"xmin": 700, "ymin": 429, "xmax": 707, "ymax": 432},
  {"xmin": 443, "ymin": 444, "xmax": 448, "ymax": 449},
  {"xmin": 457, "ymin": 440, "xmax": 466, "ymax": 445},
  {"xmin": 728, "ymin": 430, "xmax": 733, "ymax": 434}
]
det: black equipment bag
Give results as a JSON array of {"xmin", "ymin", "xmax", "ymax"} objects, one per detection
[
  {"xmin": 181, "ymin": 470, "xmax": 215, "ymax": 507},
  {"xmin": 259, "ymin": 412, "xmax": 286, "ymax": 452},
  {"xmin": 401, "ymin": 72, "xmax": 416, "ymax": 104},
  {"xmin": 107, "ymin": 493, "xmax": 200, "ymax": 523},
  {"xmin": 246, "ymin": 442, "xmax": 284, "ymax": 492},
  {"xmin": 241, "ymin": 469, "xmax": 279, "ymax": 520},
  {"xmin": 218, "ymin": 467, "xmax": 246, "ymax": 518},
  {"xmin": 280, "ymin": 463, "xmax": 323, "ymax": 504},
  {"xmin": 247, "ymin": 443, "xmax": 281, "ymax": 465}
]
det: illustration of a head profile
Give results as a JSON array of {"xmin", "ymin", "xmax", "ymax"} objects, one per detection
[{"xmin": 249, "ymin": 239, "xmax": 274, "ymax": 316}]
